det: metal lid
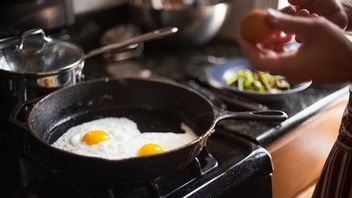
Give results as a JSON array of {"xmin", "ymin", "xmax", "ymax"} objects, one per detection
[{"xmin": 0, "ymin": 29, "xmax": 84, "ymax": 76}]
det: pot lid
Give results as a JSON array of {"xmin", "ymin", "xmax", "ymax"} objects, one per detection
[{"xmin": 0, "ymin": 29, "xmax": 84, "ymax": 76}]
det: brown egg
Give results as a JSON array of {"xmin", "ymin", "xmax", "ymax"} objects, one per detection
[{"xmin": 240, "ymin": 9, "xmax": 277, "ymax": 43}]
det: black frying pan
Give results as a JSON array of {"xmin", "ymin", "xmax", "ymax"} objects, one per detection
[{"xmin": 10, "ymin": 77, "xmax": 287, "ymax": 183}]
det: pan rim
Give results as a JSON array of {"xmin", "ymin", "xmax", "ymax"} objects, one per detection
[{"xmin": 27, "ymin": 76, "xmax": 217, "ymax": 162}]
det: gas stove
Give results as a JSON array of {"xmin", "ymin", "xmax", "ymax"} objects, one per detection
[
  {"xmin": 0, "ymin": 31, "xmax": 274, "ymax": 197},
  {"xmin": 0, "ymin": 123, "xmax": 272, "ymax": 198},
  {"xmin": 0, "ymin": 6, "xmax": 348, "ymax": 197},
  {"xmin": 0, "ymin": 21, "xmax": 275, "ymax": 197}
]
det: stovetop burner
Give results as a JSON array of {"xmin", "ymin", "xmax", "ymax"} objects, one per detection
[
  {"xmin": 0, "ymin": 124, "xmax": 272, "ymax": 198},
  {"xmin": 15, "ymin": 147, "xmax": 217, "ymax": 198}
]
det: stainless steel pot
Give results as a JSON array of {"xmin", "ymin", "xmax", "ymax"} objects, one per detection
[
  {"xmin": 0, "ymin": 27, "xmax": 178, "ymax": 120},
  {"xmin": 0, "ymin": 29, "xmax": 85, "ymax": 87},
  {"xmin": 129, "ymin": 0, "xmax": 230, "ymax": 45},
  {"xmin": 0, "ymin": 29, "xmax": 83, "ymax": 121}
]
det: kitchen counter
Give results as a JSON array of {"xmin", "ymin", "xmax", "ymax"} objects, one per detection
[
  {"xmin": 268, "ymin": 93, "xmax": 348, "ymax": 198},
  {"xmin": 83, "ymin": 38, "xmax": 349, "ymax": 147},
  {"xmin": 220, "ymin": 84, "xmax": 348, "ymax": 146}
]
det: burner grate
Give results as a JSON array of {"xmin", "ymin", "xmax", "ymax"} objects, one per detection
[
  {"xmin": 45, "ymin": 147, "xmax": 218, "ymax": 198},
  {"xmin": 0, "ymin": 129, "xmax": 218, "ymax": 198}
]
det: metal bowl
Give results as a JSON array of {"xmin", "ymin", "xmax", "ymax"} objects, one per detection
[
  {"xmin": 129, "ymin": 0, "xmax": 229, "ymax": 45},
  {"xmin": 205, "ymin": 58, "xmax": 312, "ymax": 102}
]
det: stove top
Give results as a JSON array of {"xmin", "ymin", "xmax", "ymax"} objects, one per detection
[
  {"xmin": 1, "ymin": 10, "xmax": 347, "ymax": 196},
  {"xmin": 0, "ymin": 29, "xmax": 275, "ymax": 198},
  {"xmin": 0, "ymin": 124, "xmax": 272, "ymax": 198}
]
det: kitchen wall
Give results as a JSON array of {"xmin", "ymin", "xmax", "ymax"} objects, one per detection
[
  {"xmin": 73, "ymin": 0, "xmax": 126, "ymax": 14},
  {"xmin": 219, "ymin": 0, "xmax": 289, "ymax": 41}
]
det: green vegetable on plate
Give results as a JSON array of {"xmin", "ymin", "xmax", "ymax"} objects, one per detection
[{"xmin": 225, "ymin": 69, "xmax": 291, "ymax": 93}]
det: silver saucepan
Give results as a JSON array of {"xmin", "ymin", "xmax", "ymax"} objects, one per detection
[{"xmin": 0, "ymin": 27, "xmax": 178, "ymax": 120}]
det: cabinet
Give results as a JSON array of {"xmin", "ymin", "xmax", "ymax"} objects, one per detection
[{"xmin": 267, "ymin": 94, "xmax": 349, "ymax": 198}]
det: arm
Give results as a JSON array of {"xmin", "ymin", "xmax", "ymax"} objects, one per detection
[{"xmin": 239, "ymin": 9, "xmax": 352, "ymax": 83}]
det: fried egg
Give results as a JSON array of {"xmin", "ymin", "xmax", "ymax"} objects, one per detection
[{"xmin": 51, "ymin": 117, "xmax": 198, "ymax": 160}]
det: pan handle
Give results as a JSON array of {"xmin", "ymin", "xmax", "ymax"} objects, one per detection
[
  {"xmin": 84, "ymin": 27, "xmax": 178, "ymax": 59},
  {"xmin": 8, "ymin": 97, "xmax": 40, "ymax": 130},
  {"xmin": 213, "ymin": 107, "xmax": 288, "ymax": 124}
]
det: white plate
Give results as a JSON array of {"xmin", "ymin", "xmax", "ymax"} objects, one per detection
[{"xmin": 205, "ymin": 57, "xmax": 312, "ymax": 101}]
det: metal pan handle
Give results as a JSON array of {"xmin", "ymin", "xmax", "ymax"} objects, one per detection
[
  {"xmin": 213, "ymin": 107, "xmax": 288, "ymax": 124},
  {"xmin": 84, "ymin": 27, "xmax": 178, "ymax": 59},
  {"xmin": 199, "ymin": 107, "xmax": 288, "ymax": 145},
  {"xmin": 8, "ymin": 97, "xmax": 41, "ymax": 130}
]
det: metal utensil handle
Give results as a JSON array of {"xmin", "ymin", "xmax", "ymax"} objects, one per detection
[
  {"xmin": 8, "ymin": 97, "xmax": 41, "ymax": 130},
  {"xmin": 84, "ymin": 27, "xmax": 178, "ymax": 59},
  {"xmin": 18, "ymin": 28, "xmax": 52, "ymax": 50},
  {"xmin": 214, "ymin": 108, "xmax": 288, "ymax": 123}
]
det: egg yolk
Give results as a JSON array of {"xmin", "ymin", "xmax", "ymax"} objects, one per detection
[
  {"xmin": 138, "ymin": 143, "xmax": 165, "ymax": 156},
  {"xmin": 82, "ymin": 130, "xmax": 109, "ymax": 145}
]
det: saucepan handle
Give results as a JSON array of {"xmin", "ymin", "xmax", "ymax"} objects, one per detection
[
  {"xmin": 84, "ymin": 27, "xmax": 178, "ymax": 59},
  {"xmin": 8, "ymin": 97, "xmax": 41, "ymax": 130},
  {"xmin": 213, "ymin": 107, "xmax": 288, "ymax": 124},
  {"xmin": 17, "ymin": 28, "xmax": 52, "ymax": 51}
]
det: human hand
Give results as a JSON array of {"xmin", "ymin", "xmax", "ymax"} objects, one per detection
[
  {"xmin": 239, "ymin": 9, "xmax": 352, "ymax": 83},
  {"xmin": 281, "ymin": 0, "xmax": 348, "ymax": 30},
  {"xmin": 281, "ymin": 5, "xmax": 318, "ymax": 43}
]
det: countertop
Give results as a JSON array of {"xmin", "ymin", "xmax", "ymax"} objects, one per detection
[{"xmin": 82, "ymin": 37, "xmax": 349, "ymax": 147}]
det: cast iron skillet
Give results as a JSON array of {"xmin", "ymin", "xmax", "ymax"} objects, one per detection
[{"xmin": 10, "ymin": 77, "xmax": 287, "ymax": 183}]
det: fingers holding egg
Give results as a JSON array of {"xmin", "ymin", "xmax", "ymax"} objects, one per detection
[
  {"xmin": 240, "ymin": 9, "xmax": 293, "ymax": 52},
  {"xmin": 240, "ymin": 9, "xmax": 278, "ymax": 44}
]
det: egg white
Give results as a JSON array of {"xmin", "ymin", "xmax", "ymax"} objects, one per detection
[{"xmin": 52, "ymin": 117, "xmax": 198, "ymax": 160}]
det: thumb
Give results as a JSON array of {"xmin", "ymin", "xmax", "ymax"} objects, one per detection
[{"xmin": 266, "ymin": 9, "xmax": 316, "ymax": 39}]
